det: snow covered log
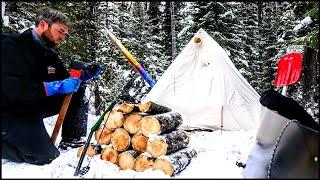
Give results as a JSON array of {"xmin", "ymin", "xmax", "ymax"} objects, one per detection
[
  {"xmin": 100, "ymin": 146, "xmax": 118, "ymax": 164},
  {"xmin": 110, "ymin": 128, "xmax": 131, "ymax": 152},
  {"xmin": 134, "ymin": 152, "xmax": 155, "ymax": 172},
  {"xmin": 104, "ymin": 110, "xmax": 124, "ymax": 130},
  {"xmin": 147, "ymin": 130, "xmax": 189, "ymax": 158},
  {"xmin": 123, "ymin": 113, "xmax": 143, "ymax": 134},
  {"xmin": 116, "ymin": 102, "xmax": 139, "ymax": 114},
  {"xmin": 138, "ymin": 101, "xmax": 171, "ymax": 114},
  {"xmin": 94, "ymin": 127, "xmax": 113, "ymax": 145},
  {"xmin": 131, "ymin": 132, "xmax": 148, "ymax": 154},
  {"xmin": 118, "ymin": 150, "xmax": 139, "ymax": 170},
  {"xmin": 153, "ymin": 147, "xmax": 197, "ymax": 176},
  {"xmin": 140, "ymin": 111, "xmax": 183, "ymax": 136}
]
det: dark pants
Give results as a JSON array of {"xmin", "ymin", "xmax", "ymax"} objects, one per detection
[{"xmin": 1, "ymin": 111, "xmax": 60, "ymax": 165}]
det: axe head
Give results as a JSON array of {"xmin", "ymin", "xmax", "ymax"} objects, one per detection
[{"xmin": 273, "ymin": 52, "xmax": 303, "ymax": 87}]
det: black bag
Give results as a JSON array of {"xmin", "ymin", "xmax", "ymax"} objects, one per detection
[
  {"xmin": 243, "ymin": 106, "xmax": 319, "ymax": 178},
  {"xmin": 260, "ymin": 89, "xmax": 319, "ymax": 131}
]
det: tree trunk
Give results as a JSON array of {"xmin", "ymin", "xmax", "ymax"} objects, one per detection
[
  {"xmin": 123, "ymin": 113, "xmax": 143, "ymax": 134},
  {"xmin": 134, "ymin": 152, "xmax": 155, "ymax": 172},
  {"xmin": 104, "ymin": 110, "xmax": 124, "ymax": 130},
  {"xmin": 153, "ymin": 147, "xmax": 197, "ymax": 176},
  {"xmin": 131, "ymin": 132, "xmax": 149, "ymax": 154},
  {"xmin": 170, "ymin": 1, "xmax": 177, "ymax": 60},
  {"xmin": 110, "ymin": 128, "xmax": 131, "ymax": 152},
  {"xmin": 147, "ymin": 130, "xmax": 189, "ymax": 158},
  {"xmin": 140, "ymin": 111, "xmax": 183, "ymax": 136},
  {"xmin": 286, "ymin": 45, "xmax": 318, "ymax": 121},
  {"xmin": 100, "ymin": 146, "xmax": 118, "ymax": 164},
  {"xmin": 138, "ymin": 101, "xmax": 171, "ymax": 114},
  {"xmin": 118, "ymin": 150, "xmax": 139, "ymax": 170}
]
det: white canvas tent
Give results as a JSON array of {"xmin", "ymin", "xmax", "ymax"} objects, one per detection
[{"xmin": 143, "ymin": 28, "xmax": 262, "ymax": 131}]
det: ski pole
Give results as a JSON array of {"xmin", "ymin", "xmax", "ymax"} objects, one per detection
[{"xmin": 74, "ymin": 101, "xmax": 117, "ymax": 176}]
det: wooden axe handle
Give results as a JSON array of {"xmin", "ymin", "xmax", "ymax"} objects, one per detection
[{"xmin": 51, "ymin": 93, "xmax": 73, "ymax": 144}]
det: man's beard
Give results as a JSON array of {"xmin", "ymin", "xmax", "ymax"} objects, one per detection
[{"xmin": 40, "ymin": 32, "xmax": 57, "ymax": 49}]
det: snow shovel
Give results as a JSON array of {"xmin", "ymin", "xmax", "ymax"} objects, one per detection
[
  {"xmin": 273, "ymin": 52, "xmax": 303, "ymax": 96},
  {"xmin": 74, "ymin": 101, "xmax": 116, "ymax": 177}
]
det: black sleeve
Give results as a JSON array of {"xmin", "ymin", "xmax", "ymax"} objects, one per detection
[{"xmin": 1, "ymin": 38, "xmax": 47, "ymax": 106}]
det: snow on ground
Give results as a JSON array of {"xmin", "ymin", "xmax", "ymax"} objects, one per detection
[{"xmin": 1, "ymin": 114, "xmax": 258, "ymax": 178}]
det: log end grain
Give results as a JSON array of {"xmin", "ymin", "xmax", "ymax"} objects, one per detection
[
  {"xmin": 131, "ymin": 133, "xmax": 148, "ymax": 154},
  {"xmin": 134, "ymin": 154, "xmax": 154, "ymax": 172},
  {"xmin": 111, "ymin": 128, "xmax": 131, "ymax": 152},
  {"xmin": 117, "ymin": 102, "xmax": 135, "ymax": 114},
  {"xmin": 147, "ymin": 138, "xmax": 168, "ymax": 158},
  {"xmin": 118, "ymin": 151, "xmax": 136, "ymax": 170},
  {"xmin": 95, "ymin": 127, "xmax": 113, "ymax": 145},
  {"xmin": 100, "ymin": 147, "xmax": 118, "ymax": 164},
  {"xmin": 77, "ymin": 144, "xmax": 96, "ymax": 158},
  {"xmin": 153, "ymin": 158, "xmax": 174, "ymax": 176},
  {"xmin": 123, "ymin": 113, "xmax": 142, "ymax": 134},
  {"xmin": 106, "ymin": 110, "xmax": 124, "ymax": 130},
  {"xmin": 140, "ymin": 116, "xmax": 160, "ymax": 136},
  {"xmin": 138, "ymin": 101, "xmax": 152, "ymax": 113}
]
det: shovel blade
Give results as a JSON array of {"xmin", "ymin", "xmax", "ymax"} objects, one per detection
[{"xmin": 273, "ymin": 52, "xmax": 303, "ymax": 87}]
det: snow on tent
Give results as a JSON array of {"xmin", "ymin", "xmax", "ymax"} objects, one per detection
[{"xmin": 143, "ymin": 28, "xmax": 262, "ymax": 131}]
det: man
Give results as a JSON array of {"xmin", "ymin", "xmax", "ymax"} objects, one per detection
[{"xmin": 1, "ymin": 7, "xmax": 101, "ymax": 165}]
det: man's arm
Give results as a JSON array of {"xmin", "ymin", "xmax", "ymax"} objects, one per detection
[{"xmin": 1, "ymin": 38, "xmax": 48, "ymax": 106}]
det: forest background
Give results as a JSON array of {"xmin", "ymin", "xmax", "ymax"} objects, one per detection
[{"xmin": 2, "ymin": 1, "xmax": 319, "ymax": 122}]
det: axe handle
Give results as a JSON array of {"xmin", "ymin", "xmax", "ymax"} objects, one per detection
[{"xmin": 51, "ymin": 93, "xmax": 73, "ymax": 144}]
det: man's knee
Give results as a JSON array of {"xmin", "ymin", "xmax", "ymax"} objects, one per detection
[
  {"xmin": 2, "ymin": 138, "xmax": 60, "ymax": 165},
  {"xmin": 2, "ymin": 139, "xmax": 25, "ymax": 163},
  {"xmin": 23, "ymin": 153, "xmax": 60, "ymax": 165}
]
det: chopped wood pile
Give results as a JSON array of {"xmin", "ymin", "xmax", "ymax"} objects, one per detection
[{"xmin": 77, "ymin": 101, "xmax": 197, "ymax": 176}]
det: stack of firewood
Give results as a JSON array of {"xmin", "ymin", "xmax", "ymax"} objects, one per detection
[{"xmin": 77, "ymin": 101, "xmax": 197, "ymax": 176}]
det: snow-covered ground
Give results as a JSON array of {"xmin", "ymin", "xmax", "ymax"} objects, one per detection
[{"xmin": 1, "ymin": 114, "xmax": 258, "ymax": 178}]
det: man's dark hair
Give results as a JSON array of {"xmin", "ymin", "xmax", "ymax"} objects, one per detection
[{"xmin": 35, "ymin": 7, "xmax": 71, "ymax": 27}]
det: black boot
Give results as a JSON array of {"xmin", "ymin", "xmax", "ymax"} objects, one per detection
[{"xmin": 58, "ymin": 138, "xmax": 86, "ymax": 150}]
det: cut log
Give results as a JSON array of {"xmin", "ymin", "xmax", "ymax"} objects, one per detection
[
  {"xmin": 104, "ymin": 110, "xmax": 124, "ymax": 130},
  {"xmin": 117, "ymin": 102, "xmax": 139, "ymax": 114},
  {"xmin": 123, "ymin": 113, "xmax": 142, "ymax": 134},
  {"xmin": 77, "ymin": 144, "xmax": 97, "ymax": 158},
  {"xmin": 162, "ymin": 130, "xmax": 190, "ymax": 154},
  {"xmin": 131, "ymin": 132, "xmax": 148, "ymax": 154},
  {"xmin": 118, "ymin": 150, "xmax": 139, "ymax": 170},
  {"xmin": 94, "ymin": 127, "xmax": 113, "ymax": 145},
  {"xmin": 100, "ymin": 146, "xmax": 118, "ymax": 164},
  {"xmin": 134, "ymin": 152, "xmax": 155, "ymax": 172},
  {"xmin": 146, "ymin": 130, "xmax": 189, "ymax": 158},
  {"xmin": 138, "ymin": 101, "xmax": 171, "ymax": 114},
  {"xmin": 110, "ymin": 128, "xmax": 131, "ymax": 152},
  {"xmin": 153, "ymin": 147, "xmax": 197, "ymax": 176},
  {"xmin": 140, "ymin": 112, "xmax": 183, "ymax": 136}
]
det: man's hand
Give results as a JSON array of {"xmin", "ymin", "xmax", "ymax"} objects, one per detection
[{"xmin": 43, "ymin": 77, "xmax": 82, "ymax": 96}]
